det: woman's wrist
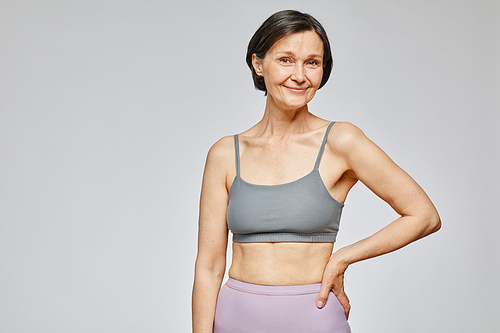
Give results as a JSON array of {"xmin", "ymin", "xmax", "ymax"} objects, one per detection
[{"xmin": 330, "ymin": 245, "xmax": 353, "ymax": 270}]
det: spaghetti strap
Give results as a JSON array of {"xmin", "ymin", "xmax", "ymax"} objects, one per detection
[
  {"xmin": 234, "ymin": 134, "xmax": 240, "ymax": 176},
  {"xmin": 314, "ymin": 122, "xmax": 336, "ymax": 169}
]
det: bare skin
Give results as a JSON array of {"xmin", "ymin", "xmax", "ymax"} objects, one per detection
[{"xmin": 192, "ymin": 31, "xmax": 441, "ymax": 333}]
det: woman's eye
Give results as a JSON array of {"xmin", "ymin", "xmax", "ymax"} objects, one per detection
[
  {"xmin": 308, "ymin": 60, "xmax": 320, "ymax": 66},
  {"xmin": 279, "ymin": 57, "xmax": 291, "ymax": 63}
]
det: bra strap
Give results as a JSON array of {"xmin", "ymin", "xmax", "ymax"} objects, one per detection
[
  {"xmin": 234, "ymin": 134, "xmax": 240, "ymax": 176},
  {"xmin": 314, "ymin": 122, "xmax": 336, "ymax": 169}
]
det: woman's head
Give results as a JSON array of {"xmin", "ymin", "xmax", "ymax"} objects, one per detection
[{"xmin": 246, "ymin": 10, "xmax": 333, "ymax": 93}]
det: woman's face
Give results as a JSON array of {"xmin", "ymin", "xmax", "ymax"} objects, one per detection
[{"xmin": 253, "ymin": 30, "xmax": 324, "ymax": 111}]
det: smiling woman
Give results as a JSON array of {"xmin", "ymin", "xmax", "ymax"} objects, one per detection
[
  {"xmin": 251, "ymin": 30, "xmax": 324, "ymax": 111},
  {"xmin": 192, "ymin": 9, "xmax": 440, "ymax": 333},
  {"xmin": 246, "ymin": 11, "xmax": 333, "ymax": 93}
]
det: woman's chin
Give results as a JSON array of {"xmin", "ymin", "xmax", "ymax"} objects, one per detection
[
  {"xmin": 268, "ymin": 96, "xmax": 310, "ymax": 111},
  {"xmin": 282, "ymin": 98, "xmax": 311, "ymax": 110}
]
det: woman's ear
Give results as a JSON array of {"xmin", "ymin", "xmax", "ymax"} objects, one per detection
[{"xmin": 252, "ymin": 54, "xmax": 263, "ymax": 77}]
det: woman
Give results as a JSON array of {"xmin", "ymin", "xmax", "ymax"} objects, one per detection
[{"xmin": 192, "ymin": 10, "xmax": 440, "ymax": 333}]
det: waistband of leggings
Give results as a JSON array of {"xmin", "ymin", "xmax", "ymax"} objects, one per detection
[{"xmin": 225, "ymin": 277, "xmax": 321, "ymax": 296}]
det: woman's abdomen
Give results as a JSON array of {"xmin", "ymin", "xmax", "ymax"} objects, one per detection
[{"xmin": 229, "ymin": 242, "xmax": 333, "ymax": 285}]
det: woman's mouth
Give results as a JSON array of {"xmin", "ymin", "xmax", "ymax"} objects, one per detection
[{"xmin": 284, "ymin": 86, "xmax": 307, "ymax": 93}]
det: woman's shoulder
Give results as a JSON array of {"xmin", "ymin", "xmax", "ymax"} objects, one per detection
[
  {"xmin": 328, "ymin": 121, "xmax": 369, "ymax": 153},
  {"xmin": 202, "ymin": 135, "xmax": 237, "ymax": 182},
  {"xmin": 331, "ymin": 121, "xmax": 364, "ymax": 136},
  {"xmin": 207, "ymin": 135, "xmax": 235, "ymax": 162}
]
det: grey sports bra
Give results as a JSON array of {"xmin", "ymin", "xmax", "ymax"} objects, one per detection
[{"xmin": 227, "ymin": 122, "xmax": 344, "ymax": 243}]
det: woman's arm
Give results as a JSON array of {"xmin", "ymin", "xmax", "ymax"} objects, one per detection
[
  {"xmin": 316, "ymin": 123, "xmax": 441, "ymax": 318},
  {"xmin": 192, "ymin": 138, "xmax": 233, "ymax": 333}
]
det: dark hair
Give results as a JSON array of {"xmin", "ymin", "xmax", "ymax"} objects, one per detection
[{"xmin": 246, "ymin": 10, "xmax": 333, "ymax": 93}]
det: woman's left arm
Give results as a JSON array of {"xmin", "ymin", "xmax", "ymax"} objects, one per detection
[{"xmin": 316, "ymin": 123, "xmax": 441, "ymax": 318}]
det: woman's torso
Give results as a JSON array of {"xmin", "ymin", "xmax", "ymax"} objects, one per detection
[{"xmin": 225, "ymin": 120, "xmax": 356, "ymax": 285}]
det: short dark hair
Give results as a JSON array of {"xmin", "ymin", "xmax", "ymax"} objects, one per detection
[{"xmin": 246, "ymin": 10, "xmax": 333, "ymax": 93}]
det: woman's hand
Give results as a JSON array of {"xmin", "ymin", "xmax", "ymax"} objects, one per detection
[{"xmin": 316, "ymin": 252, "xmax": 351, "ymax": 319}]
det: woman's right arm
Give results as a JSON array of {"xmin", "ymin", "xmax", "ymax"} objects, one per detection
[{"xmin": 192, "ymin": 138, "xmax": 232, "ymax": 333}]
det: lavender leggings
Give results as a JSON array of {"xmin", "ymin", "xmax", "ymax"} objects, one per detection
[{"xmin": 214, "ymin": 278, "xmax": 351, "ymax": 333}]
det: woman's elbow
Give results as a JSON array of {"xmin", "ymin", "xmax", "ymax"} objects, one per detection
[
  {"xmin": 194, "ymin": 254, "xmax": 227, "ymax": 279},
  {"xmin": 424, "ymin": 209, "xmax": 441, "ymax": 235}
]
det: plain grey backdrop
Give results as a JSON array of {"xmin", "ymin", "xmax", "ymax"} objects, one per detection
[{"xmin": 1, "ymin": 0, "xmax": 499, "ymax": 332}]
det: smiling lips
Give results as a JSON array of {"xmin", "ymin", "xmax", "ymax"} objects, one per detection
[{"xmin": 284, "ymin": 86, "xmax": 308, "ymax": 93}]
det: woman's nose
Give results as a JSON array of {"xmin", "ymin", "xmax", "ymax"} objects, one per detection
[{"xmin": 291, "ymin": 64, "xmax": 305, "ymax": 83}]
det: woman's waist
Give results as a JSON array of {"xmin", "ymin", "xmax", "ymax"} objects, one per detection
[
  {"xmin": 229, "ymin": 241, "xmax": 332, "ymax": 285},
  {"xmin": 224, "ymin": 277, "xmax": 322, "ymax": 294}
]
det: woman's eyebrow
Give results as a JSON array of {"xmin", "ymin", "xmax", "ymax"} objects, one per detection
[
  {"xmin": 276, "ymin": 51, "xmax": 323, "ymax": 58},
  {"xmin": 308, "ymin": 53, "xmax": 323, "ymax": 59}
]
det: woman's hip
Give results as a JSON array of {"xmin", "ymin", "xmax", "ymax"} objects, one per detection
[{"xmin": 214, "ymin": 278, "xmax": 351, "ymax": 333}]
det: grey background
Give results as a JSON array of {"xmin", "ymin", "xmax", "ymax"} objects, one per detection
[{"xmin": 1, "ymin": 0, "xmax": 499, "ymax": 332}]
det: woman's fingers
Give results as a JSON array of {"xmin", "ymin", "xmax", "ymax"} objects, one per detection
[
  {"xmin": 316, "ymin": 278, "xmax": 333, "ymax": 308},
  {"xmin": 333, "ymin": 289, "xmax": 351, "ymax": 319},
  {"xmin": 316, "ymin": 278, "xmax": 351, "ymax": 319},
  {"xmin": 330, "ymin": 273, "xmax": 350, "ymax": 319},
  {"xmin": 316, "ymin": 258, "xmax": 351, "ymax": 319}
]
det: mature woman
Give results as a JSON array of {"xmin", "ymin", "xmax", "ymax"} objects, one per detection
[{"xmin": 192, "ymin": 10, "xmax": 440, "ymax": 333}]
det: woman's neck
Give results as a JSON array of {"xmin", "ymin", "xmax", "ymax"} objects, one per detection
[{"xmin": 257, "ymin": 100, "xmax": 315, "ymax": 137}]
